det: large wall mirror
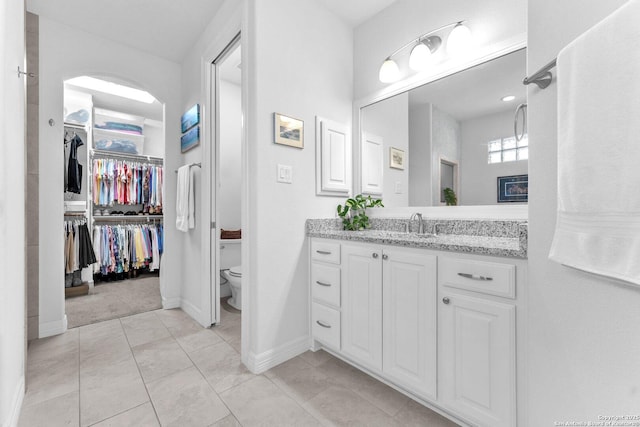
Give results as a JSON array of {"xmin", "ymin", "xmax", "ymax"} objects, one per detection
[{"xmin": 360, "ymin": 47, "xmax": 527, "ymax": 207}]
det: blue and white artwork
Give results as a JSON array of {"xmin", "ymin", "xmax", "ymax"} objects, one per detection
[
  {"xmin": 181, "ymin": 104, "xmax": 200, "ymax": 133},
  {"xmin": 181, "ymin": 126, "xmax": 200, "ymax": 153}
]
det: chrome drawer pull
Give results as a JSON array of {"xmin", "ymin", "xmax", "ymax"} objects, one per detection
[
  {"xmin": 316, "ymin": 281, "xmax": 332, "ymax": 287},
  {"xmin": 316, "ymin": 320, "xmax": 331, "ymax": 328},
  {"xmin": 316, "ymin": 250, "xmax": 332, "ymax": 255},
  {"xmin": 458, "ymin": 273, "xmax": 493, "ymax": 281}
]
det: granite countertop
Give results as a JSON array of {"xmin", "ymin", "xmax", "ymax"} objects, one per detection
[{"xmin": 306, "ymin": 218, "xmax": 528, "ymax": 259}]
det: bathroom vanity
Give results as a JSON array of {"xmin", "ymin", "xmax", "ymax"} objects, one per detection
[{"xmin": 307, "ymin": 218, "xmax": 527, "ymax": 427}]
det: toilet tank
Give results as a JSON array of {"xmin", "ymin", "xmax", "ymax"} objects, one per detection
[{"xmin": 220, "ymin": 239, "xmax": 241, "ymax": 269}]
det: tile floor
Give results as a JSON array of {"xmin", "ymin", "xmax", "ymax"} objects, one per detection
[{"xmin": 19, "ymin": 305, "xmax": 458, "ymax": 426}]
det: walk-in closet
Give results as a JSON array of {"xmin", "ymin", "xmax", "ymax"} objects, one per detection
[{"xmin": 62, "ymin": 79, "xmax": 165, "ymax": 328}]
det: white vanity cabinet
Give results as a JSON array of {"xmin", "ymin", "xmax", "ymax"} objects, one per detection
[
  {"xmin": 438, "ymin": 255, "xmax": 518, "ymax": 427},
  {"xmin": 340, "ymin": 242, "xmax": 438, "ymax": 399},
  {"xmin": 309, "ymin": 237, "xmax": 525, "ymax": 427}
]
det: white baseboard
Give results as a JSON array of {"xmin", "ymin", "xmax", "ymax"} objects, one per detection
[
  {"xmin": 39, "ymin": 315, "xmax": 67, "ymax": 338},
  {"xmin": 180, "ymin": 299, "xmax": 205, "ymax": 327},
  {"xmin": 162, "ymin": 296, "xmax": 181, "ymax": 309},
  {"xmin": 246, "ymin": 335, "xmax": 310, "ymax": 374},
  {"xmin": 5, "ymin": 376, "xmax": 25, "ymax": 427}
]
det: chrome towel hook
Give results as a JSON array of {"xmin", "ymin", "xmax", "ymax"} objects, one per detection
[{"xmin": 514, "ymin": 103, "xmax": 527, "ymax": 142}]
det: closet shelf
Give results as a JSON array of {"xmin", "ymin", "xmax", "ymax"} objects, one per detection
[
  {"xmin": 94, "ymin": 127, "xmax": 144, "ymax": 140},
  {"xmin": 90, "ymin": 149, "xmax": 163, "ymax": 163},
  {"xmin": 93, "ymin": 215, "xmax": 163, "ymax": 222}
]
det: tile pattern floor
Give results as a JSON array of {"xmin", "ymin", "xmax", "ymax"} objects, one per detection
[
  {"xmin": 65, "ymin": 275, "xmax": 162, "ymax": 329},
  {"xmin": 19, "ymin": 305, "xmax": 458, "ymax": 426}
]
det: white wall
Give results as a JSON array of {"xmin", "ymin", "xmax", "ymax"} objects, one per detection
[
  {"xmin": 408, "ymin": 103, "xmax": 432, "ymax": 206},
  {"xmin": 178, "ymin": 0, "xmax": 242, "ymax": 328},
  {"xmin": 248, "ymin": 0, "xmax": 353, "ymax": 363},
  {"xmin": 35, "ymin": 16, "xmax": 182, "ymax": 336},
  {"xmin": 361, "ymin": 92, "xmax": 409, "ymax": 207},
  {"xmin": 460, "ymin": 109, "xmax": 528, "ymax": 205},
  {"xmin": 354, "ymin": 0, "xmax": 527, "ymax": 100},
  {"xmin": 527, "ymin": 0, "xmax": 640, "ymax": 424},
  {"xmin": 219, "ymin": 80, "xmax": 242, "ymax": 230},
  {"xmin": 430, "ymin": 106, "xmax": 460, "ymax": 205},
  {"xmin": 0, "ymin": 0, "xmax": 26, "ymax": 425}
]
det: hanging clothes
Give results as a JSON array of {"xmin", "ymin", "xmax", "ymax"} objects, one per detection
[
  {"xmin": 64, "ymin": 218, "xmax": 97, "ymax": 287},
  {"xmin": 92, "ymin": 157, "xmax": 164, "ymax": 212},
  {"xmin": 93, "ymin": 223, "xmax": 163, "ymax": 278},
  {"xmin": 66, "ymin": 134, "xmax": 84, "ymax": 193}
]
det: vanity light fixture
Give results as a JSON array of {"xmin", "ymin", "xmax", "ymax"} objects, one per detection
[
  {"xmin": 501, "ymin": 95, "xmax": 516, "ymax": 102},
  {"xmin": 378, "ymin": 21, "xmax": 472, "ymax": 83}
]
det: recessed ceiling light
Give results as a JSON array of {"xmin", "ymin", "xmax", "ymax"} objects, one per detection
[
  {"xmin": 501, "ymin": 95, "xmax": 516, "ymax": 102},
  {"xmin": 65, "ymin": 76, "xmax": 156, "ymax": 104}
]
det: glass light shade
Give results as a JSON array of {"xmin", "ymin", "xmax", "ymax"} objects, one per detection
[
  {"xmin": 409, "ymin": 42, "xmax": 432, "ymax": 71},
  {"xmin": 446, "ymin": 23, "xmax": 472, "ymax": 57},
  {"xmin": 379, "ymin": 58, "xmax": 400, "ymax": 83}
]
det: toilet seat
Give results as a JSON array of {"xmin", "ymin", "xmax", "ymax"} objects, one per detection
[{"xmin": 228, "ymin": 265, "xmax": 242, "ymax": 278}]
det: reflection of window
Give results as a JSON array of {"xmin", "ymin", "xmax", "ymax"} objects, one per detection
[{"xmin": 488, "ymin": 135, "xmax": 528, "ymax": 164}]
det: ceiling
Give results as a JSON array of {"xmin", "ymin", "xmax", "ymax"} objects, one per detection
[
  {"xmin": 408, "ymin": 48, "xmax": 527, "ymax": 122},
  {"xmin": 27, "ymin": 0, "xmax": 397, "ymax": 63},
  {"xmin": 316, "ymin": 0, "xmax": 398, "ymax": 27},
  {"xmin": 27, "ymin": 0, "xmax": 225, "ymax": 62}
]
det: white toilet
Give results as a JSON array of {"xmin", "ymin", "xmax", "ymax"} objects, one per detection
[{"xmin": 220, "ymin": 239, "xmax": 242, "ymax": 310}]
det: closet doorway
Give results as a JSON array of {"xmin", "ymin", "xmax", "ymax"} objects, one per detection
[
  {"xmin": 62, "ymin": 76, "xmax": 166, "ymax": 328},
  {"xmin": 211, "ymin": 35, "xmax": 242, "ymax": 346}
]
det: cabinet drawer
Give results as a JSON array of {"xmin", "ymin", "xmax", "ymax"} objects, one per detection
[
  {"xmin": 311, "ymin": 263, "xmax": 341, "ymax": 307},
  {"xmin": 311, "ymin": 240, "xmax": 341, "ymax": 264},
  {"xmin": 312, "ymin": 303, "xmax": 340, "ymax": 350},
  {"xmin": 439, "ymin": 257, "xmax": 516, "ymax": 299}
]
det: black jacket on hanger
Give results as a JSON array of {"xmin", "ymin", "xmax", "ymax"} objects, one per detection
[{"xmin": 67, "ymin": 134, "xmax": 83, "ymax": 194}]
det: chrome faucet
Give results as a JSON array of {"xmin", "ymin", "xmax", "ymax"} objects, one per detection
[
  {"xmin": 433, "ymin": 222, "xmax": 444, "ymax": 236},
  {"xmin": 410, "ymin": 212, "xmax": 424, "ymax": 234}
]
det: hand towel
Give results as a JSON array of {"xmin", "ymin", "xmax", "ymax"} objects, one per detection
[
  {"xmin": 549, "ymin": 0, "xmax": 640, "ymax": 285},
  {"xmin": 176, "ymin": 165, "xmax": 195, "ymax": 232}
]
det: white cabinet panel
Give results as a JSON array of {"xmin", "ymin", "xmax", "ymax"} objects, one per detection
[
  {"xmin": 440, "ymin": 256, "xmax": 516, "ymax": 299},
  {"xmin": 311, "ymin": 240, "xmax": 341, "ymax": 264},
  {"xmin": 316, "ymin": 117, "xmax": 351, "ymax": 196},
  {"xmin": 382, "ymin": 248, "xmax": 437, "ymax": 401},
  {"xmin": 361, "ymin": 133, "xmax": 383, "ymax": 195},
  {"xmin": 439, "ymin": 291, "xmax": 516, "ymax": 427},
  {"xmin": 341, "ymin": 244, "xmax": 383, "ymax": 371},
  {"xmin": 312, "ymin": 302, "xmax": 340, "ymax": 350}
]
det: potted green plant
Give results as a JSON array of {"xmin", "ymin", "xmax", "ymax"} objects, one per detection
[
  {"xmin": 443, "ymin": 187, "xmax": 457, "ymax": 206},
  {"xmin": 336, "ymin": 194, "xmax": 384, "ymax": 230}
]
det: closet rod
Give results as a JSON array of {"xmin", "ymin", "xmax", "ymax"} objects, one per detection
[
  {"xmin": 523, "ymin": 58, "xmax": 557, "ymax": 89},
  {"xmin": 63, "ymin": 122, "xmax": 88, "ymax": 130},
  {"xmin": 174, "ymin": 162, "xmax": 202, "ymax": 173},
  {"xmin": 64, "ymin": 212, "xmax": 86, "ymax": 217},
  {"xmin": 90, "ymin": 149, "xmax": 164, "ymax": 163},
  {"xmin": 93, "ymin": 215, "xmax": 163, "ymax": 223}
]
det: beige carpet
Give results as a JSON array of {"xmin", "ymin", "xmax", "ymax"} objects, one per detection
[{"xmin": 65, "ymin": 275, "xmax": 162, "ymax": 329}]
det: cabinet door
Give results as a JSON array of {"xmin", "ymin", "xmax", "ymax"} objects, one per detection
[
  {"xmin": 341, "ymin": 244, "xmax": 383, "ymax": 371},
  {"xmin": 439, "ymin": 292, "xmax": 516, "ymax": 427},
  {"xmin": 382, "ymin": 249, "xmax": 437, "ymax": 401}
]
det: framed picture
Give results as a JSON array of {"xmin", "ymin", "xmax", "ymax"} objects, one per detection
[
  {"xmin": 181, "ymin": 126, "xmax": 200, "ymax": 153},
  {"xmin": 497, "ymin": 174, "xmax": 528, "ymax": 202},
  {"xmin": 389, "ymin": 147, "xmax": 405, "ymax": 170},
  {"xmin": 274, "ymin": 113, "xmax": 304, "ymax": 149},
  {"xmin": 181, "ymin": 104, "xmax": 200, "ymax": 133}
]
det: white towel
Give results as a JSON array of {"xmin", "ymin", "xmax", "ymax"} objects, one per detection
[
  {"xmin": 549, "ymin": 0, "xmax": 640, "ymax": 285},
  {"xmin": 176, "ymin": 165, "xmax": 196, "ymax": 232}
]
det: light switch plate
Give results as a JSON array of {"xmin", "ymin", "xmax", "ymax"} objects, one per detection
[
  {"xmin": 395, "ymin": 182, "xmax": 403, "ymax": 194},
  {"xmin": 277, "ymin": 164, "xmax": 293, "ymax": 184}
]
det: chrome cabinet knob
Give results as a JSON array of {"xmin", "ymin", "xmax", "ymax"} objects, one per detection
[
  {"xmin": 382, "ymin": 254, "xmax": 388, "ymax": 260},
  {"xmin": 372, "ymin": 253, "xmax": 379, "ymax": 259},
  {"xmin": 442, "ymin": 297, "xmax": 450, "ymax": 305}
]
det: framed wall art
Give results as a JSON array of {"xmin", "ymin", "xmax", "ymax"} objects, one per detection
[
  {"xmin": 389, "ymin": 147, "xmax": 405, "ymax": 170},
  {"xmin": 274, "ymin": 113, "xmax": 304, "ymax": 149},
  {"xmin": 497, "ymin": 174, "xmax": 528, "ymax": 202},
  {"xmin": 181, "ymin": 126, "xmax": 200, "ymax": 153},
  {"xmin": 181, "ymin": 104, "xmax": 200, "ymax": 133}
]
